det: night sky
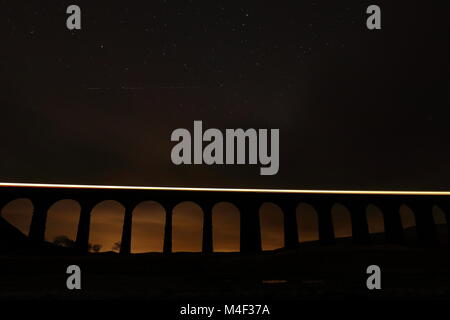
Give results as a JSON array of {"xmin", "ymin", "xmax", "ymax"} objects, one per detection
[
  {"xmin": 0, "ymin": 1, "xmax": 449, "ymax": 252},
  {"xmin": 1, "ymin": 1, "xmax": 449, "ymax": 190}
]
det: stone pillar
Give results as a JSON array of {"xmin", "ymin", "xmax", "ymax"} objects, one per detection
[
  {"xmin": 29, "ymin": 199, "xmax": 53, "ymax": 242},
  {"xmin": 410, "ymin": 201, "xmax": 439, "ymax": 247},
  {"xmin": 75, "ymin": 200, "xmax": 96, "ymax": 253},
  {"xmin": 280, "ymin": 201, "xmax": 298, "ymax": 249},
  {"xmin": 163, "ymin": 203, "xmax": 174, "ymax": 254},
  {"xmin": 239, "ymin": 201, "xmax": 262, "ymax": 253},
  {"xmin": 348, "ymin": 201, "xmax": 370, "ymax": 245},
  {"xmin": 380, "ymin": 202, "xmax": 404, "ymax": 244},
  {"xmin": 315, "ymin": 201, "xmax": 335, "ymax": 245},
  {"xmin": 201, "ymin": 203, "xmax": 214, "ymax": 254},
  {"xmin": 120, "ymin": 203, "xmax": 136, "ymax": 255}
]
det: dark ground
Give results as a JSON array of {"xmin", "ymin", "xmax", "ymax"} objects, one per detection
[
  {"xmin": 1, "ymin": 243, "xmax": 450, "ymax": 301},
  {"xmin": 1, "ymin": 214, "xmax": 449, "ymax": 302}
]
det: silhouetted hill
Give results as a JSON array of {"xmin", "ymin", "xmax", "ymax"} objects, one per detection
[
  {"xmin": 1, "ymin": 217, "xmax": 450, "ymax": 300},
  {"xmin": 0, "ymin": 216, "xmax": 75, "ymax": 254},
  {"xmin": 0, "ymin": 216, "xmax": 31, "ymax": 253}
]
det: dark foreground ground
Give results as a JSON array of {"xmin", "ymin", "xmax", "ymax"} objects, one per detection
[{"xmin": 1, "ymin": 243, "xmax": 450, "ymax": 301}]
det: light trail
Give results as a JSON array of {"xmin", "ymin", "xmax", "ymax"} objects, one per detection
[{"xmin": 0, "ymin": 182, "xmax": 449, "ymax": 195}]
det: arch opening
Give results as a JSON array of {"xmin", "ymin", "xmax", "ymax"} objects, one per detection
[
  {"xmin": 45, "ymin": 199, "xmax": 81, "ymax": 247},
  {"xmin": 400, "ymin": 204, "xmax": 417, "ymax": 243},
  {"xmin": 0, "ymin": 198, "xmax": 34, "ymax": 236},
  {"xmin": 212, "ymin": 202, "xmax": 240, "ymax": 252},
  {"xmin": 172, "ymin": 201, "xmax": 203, "ymax": 252},
  {"xmin": 331, "ymin": 203, "xmax": 352, "ymax": 240},
  {"xmin": 433, "ymin": 205, "xmax": 448, "ymax": 245},
  {"xmin": 366, "ymin": 204, "xmax": 385, "ymax": 242},
  {"xmin": 259, "ymin": 202, "xmax": 283, "ymax": 251},
  {"xmin": 131, "ymin": 201, "xmax": 165, "ymax": 253},
  {"xmin": 296, "ymin": 203, "xmax": 319, "ymax": 243},
  {"xmin": 89, "ymin": 200, "xmax": 125, "ymax": 253}
]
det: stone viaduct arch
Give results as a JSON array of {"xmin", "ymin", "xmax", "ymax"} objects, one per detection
[
  {"xmin": 433, "ymin": 205, "xmax": 448, "ymax": 245},
  {"xmin": 331, "ymin": 203, "xmax": 352, "ymax": 239},
  {"xmin": 212, "ymin": 202, "xmax": 240, "ymax": 252},
  {"xmin": 45, "ymin": 199, "xmax": 81, "ymax": 244},
  {"xmin": 172, "ymin": 201, "xmax": 203, "ymax": 252},
  {"xmin": 89, "ymin": 200, "xmax": 125, "ymax": 252},
  {"xmin": 296, "ymin": 203, "xmax": 319, "ymax": 243},
  {"xmin": 260, "ymin": 202, "xmax": 284, "ymax": 250},
  {"xmin": 0, "ymin": 198, "xmax": 34, "ymax": 236},
  {"xmin": 131, "ymin": 201, "xmax": 165, "ymax": 253},
  {"xmin": 366, "ymin": 204, "xmax": 385, "ymax": 242}
]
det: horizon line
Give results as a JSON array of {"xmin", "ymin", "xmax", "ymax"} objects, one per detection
[{"xmin": 0, "ymin": 182, "xmax": 449, "ymax": 195}]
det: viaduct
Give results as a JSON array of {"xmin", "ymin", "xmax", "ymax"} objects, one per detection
[{"xmin": 0, "ymin": 183, "xmax": 449, "ymax": 254}]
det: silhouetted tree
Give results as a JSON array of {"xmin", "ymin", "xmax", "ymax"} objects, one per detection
[
  {"xmin": 53, "ymin": 235, "xmax": 102, "ymax": 252},
  {"xmin": 89, "ymin": 244, "xmax": 102, "ymax": 253},
  {"xmin": 112, "ymin": 241, "xmax": 121, "ymax": 252},
  {"xmin": 53, "ymin": 235, "xmax": 75, "ymax": 248}
]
